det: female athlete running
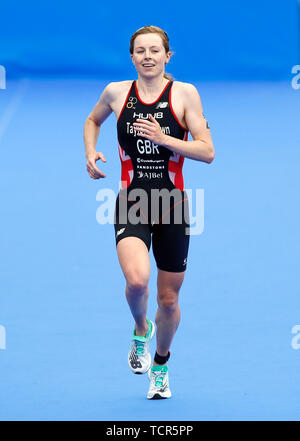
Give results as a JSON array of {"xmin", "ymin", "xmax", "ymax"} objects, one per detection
[{"xmin": 83, "ymin": 25, "xmax": 214, "ymax": 399}]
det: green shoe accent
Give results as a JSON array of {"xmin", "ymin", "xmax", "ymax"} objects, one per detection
[
  {"xmin": 133, "ymin": 335, "xmax": 146, "ymax": 343},
  {"xmin": 145, "ymin": 318, "xmax": 152, "ymax": 339},
  {"xmin": 151, "ymin": 365, "xmax": 168, "ymax": 388},
  {"xmin": 134, "ymin": 338, "xmax": 146, "ymax": 355},
  {"xmin": 151, "ymin": 365, "xmax": 168, "ymax": 373},
  {"xmin": 132, "ymin": 319, "xmax": 152, "ymax": 356}
]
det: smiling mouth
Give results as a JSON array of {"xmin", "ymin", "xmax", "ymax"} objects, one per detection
[{"xmin": 142, "ymin": 64, "xmax": 155, "ymax": 68}]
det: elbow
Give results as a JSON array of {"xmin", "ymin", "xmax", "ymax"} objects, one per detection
[
  {"xmin": 206, "ymin": 145, "xmax": 215, "ymax": 164},
  {"xmin": 86, "ymin": 114, "xmax": 100, "ymax": 127}
]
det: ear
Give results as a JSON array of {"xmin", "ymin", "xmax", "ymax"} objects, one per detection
[{"xmin": 165, "ymin": 51, "xmax": 172, "ymax": 65}]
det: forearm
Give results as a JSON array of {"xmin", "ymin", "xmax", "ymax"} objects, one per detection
[
  {"xmin": 83, "ymin": 117, "xmax": 101, "ymax": 158},
  {"xmin": 160, "ymin": 134, "xmax": 215, "ymax": 163}
]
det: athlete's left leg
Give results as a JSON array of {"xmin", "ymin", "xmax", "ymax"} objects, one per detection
[{"xmin": 154, "ymin": 268, "xmax": 186, "ymax": 363}]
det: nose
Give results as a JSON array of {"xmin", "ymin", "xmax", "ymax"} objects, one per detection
[{"xmin": 144, "ymin": 49, "xmax": 152, "ymax": 59}]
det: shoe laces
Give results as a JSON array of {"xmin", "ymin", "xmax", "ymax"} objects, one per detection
[
  {"xmin": 152, "ymin": 369, "xmax": 167, "ymax": 388},
  {"xmin": 134, "ymin": 339, "xmax": 145, "ymax": 356}
]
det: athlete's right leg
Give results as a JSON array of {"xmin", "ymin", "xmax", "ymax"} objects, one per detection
[
  {"xmin": 117, "ymin": 236, "xmax": 155, "ymax": 374},
  {"xmin": 116, "ymin": 236, "xmax": 151, "ymax": 336}
]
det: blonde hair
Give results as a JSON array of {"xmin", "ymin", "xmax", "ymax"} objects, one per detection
[{"xmin": 129, "ymin": 25, "xmax": 174, "ymax": 81}]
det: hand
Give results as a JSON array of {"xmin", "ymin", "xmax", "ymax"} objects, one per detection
[
  {"xmin": 86, "ymin": 151, "xmax": 107, "ymax": 179},
  {"xmin": 133, "ymin": 114, "xmax": 166, "ymax": 145}
]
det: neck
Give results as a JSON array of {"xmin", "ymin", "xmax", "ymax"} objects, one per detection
[{"xmin": 136, "ymin": 75, "xmax": 169, "ymax": 96}]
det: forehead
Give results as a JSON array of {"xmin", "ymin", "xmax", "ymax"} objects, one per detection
[{"xmin": 134, "ymin": 33, "xmax": 163, "ymax": 49}]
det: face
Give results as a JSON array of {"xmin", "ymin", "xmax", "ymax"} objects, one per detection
[{"xmin": 131, "ymin": 33, "xmax": 171, "ymax": 78}]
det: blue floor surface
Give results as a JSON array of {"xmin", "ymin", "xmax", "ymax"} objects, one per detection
[{"xmin": 0, "ymin": 79, "xmax": 299, "ymax": 420}]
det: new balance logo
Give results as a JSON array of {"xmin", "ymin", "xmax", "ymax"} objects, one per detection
[
  {"xmin": 129, "ymin": 351, "xmax": 142, "ymax": 369},
  {"xmin": 116, "ymin": 227, "xmax": 125, "ymax": 237},
  {"xmin": 156, "ymin": 102, "xmax": 168, "ymax": 109}
]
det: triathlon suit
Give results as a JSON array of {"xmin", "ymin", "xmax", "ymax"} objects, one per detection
[{"xmin": 114, "ymin": 79, "xmax": 190, "ymax": 272}]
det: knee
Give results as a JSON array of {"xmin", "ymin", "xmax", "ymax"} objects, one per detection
[
  {"xmin": 157, "ymin": 291, "xmax": 179, "ymax": 313},
  {"xmin": 126, "ymin": 273, "xmax": 149, "ymax": 296}
]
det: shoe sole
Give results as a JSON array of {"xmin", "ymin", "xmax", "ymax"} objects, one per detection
[{"xmin": 147, "ymin": 392, "xmax": 172, "ymax": 400}]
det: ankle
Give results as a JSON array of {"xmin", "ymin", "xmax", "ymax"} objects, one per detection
[
  {"xmin": 134, "ymin": 320, "xmax": 149, "ymax": 337},
  {"xmin": 153, "ymin": 350, "xmax": 170, "ymax": 365}
]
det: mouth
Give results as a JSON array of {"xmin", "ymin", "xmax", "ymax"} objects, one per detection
[{"xmin": 142, "ymin": 64, "xmax": 155, "ymax": 69}]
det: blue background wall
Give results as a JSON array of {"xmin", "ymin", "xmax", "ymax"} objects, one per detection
[
  {"xmin": 0, "ymin": 0, "xmax": 298, "ymax": 81},
  {"xmin": 1, "ymin": 0, "xmax": 300, "ymax": 422}
]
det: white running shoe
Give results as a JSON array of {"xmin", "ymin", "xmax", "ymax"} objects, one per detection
[
  {"xmin": 147, "ymin": 365, "xmax": 172, "ymax": 399},
  {"xmin": 128, "ymin": 318, "xmax": 155, "ymax": 374}
]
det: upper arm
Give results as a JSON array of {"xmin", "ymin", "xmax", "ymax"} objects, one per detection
[
  {"xmin": 87, "ymin": 82, "xmax": 115, "ymax": 126},
  {"xmin": 183, "ymin": 84, "xmax": 212, "ymax": 145}
]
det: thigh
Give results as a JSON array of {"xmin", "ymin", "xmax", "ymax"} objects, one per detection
[
  {"xmin": 157, "ymin": 268, "xmax": 186, "ymax": 298},
  {"xmin": 114, "ymin": 190, "xmax": 152, "ymax": 251},
  {"xmin": 116, "ymin": 236, "xmax": 151, "ymax": 285},
  {"xmin": 114, "ymin": 190, "xmax": 151, "ymax": 283},
  {"xmin": 152, "ymin": 189, "xmax": 190, "ymax": 273},
  {"xmin": 152, "ymin": 221, "xmax": 190, "ymax": 273}
]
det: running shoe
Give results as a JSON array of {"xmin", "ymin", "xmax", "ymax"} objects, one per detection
[
  {"xmin": 128, "ymin": 318, "xmax": 155, "ymax": 374},
  {"xmin": 147, "ymin": 365, "xmax": 172, "ymax": 399}
]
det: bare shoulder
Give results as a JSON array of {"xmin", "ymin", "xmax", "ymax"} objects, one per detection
[
  {"xmin": 173, "ymin": 81, "xmax": 203, "ymax": 116},
  {"xmin": 102, "ymin": 80, "xmax": 133, "ymax": 104},
  {"xmin": 173, "ymin": 81, "xmax": 201, "ymax": 98}
]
